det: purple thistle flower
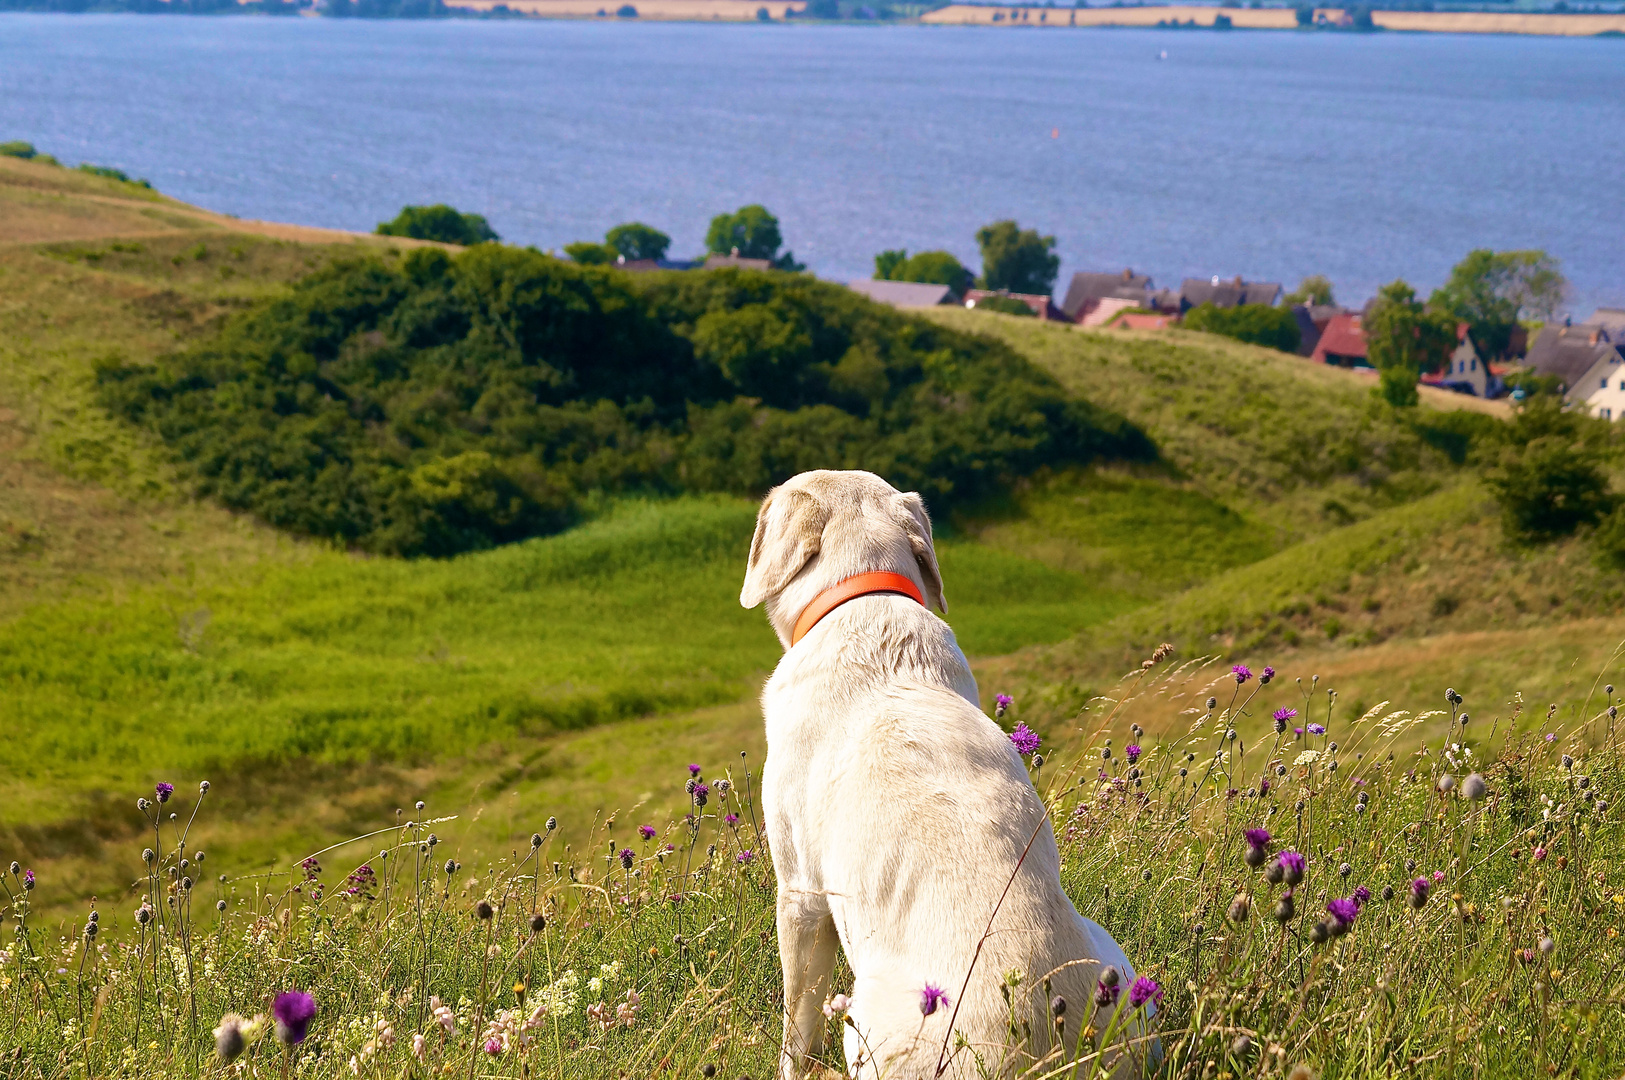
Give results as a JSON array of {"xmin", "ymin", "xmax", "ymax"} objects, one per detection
[
  {"xmin": 1307, "ymin": 723, "xmax": 1326, "ymax": 736},
  {"xmin": 1273, "ymin": 708, "xmax": 1297, "ymax": 722},
  {"xmin": 1278, "ymin": 850, "xmax": 1305, "ymax": 886},
  {"xmin": 639, "ymin": 824, "xmax": 656, "ymax": 840},
  {"xmin": 688, "ymin": 763, "xmax": 702, "ymax": 776},
  {"xmin": 23, "ymin": 869, "xmax": 34, "ymax": 890},
  {"xmin": 1009, "ymin": 723, "xmax": 1041, "ymax": 757},
  {"xmin": 1326, "ymin": 897, "xmax": 1359, "ymax": 930},
  {"xmin": 1125, "ymin": 745, "xmax": 1141, "ymax": 765},
  {"xmin": 692, "ymin": 783, "xmax": 710, "ymax": 807},
  {"xmin": 1244, "ymin": 828, "xmax": 1271, "ymax": 850},
  {"xmin": 1261, "ymin": 665, "xmax": 1276, "ymax": 682},
  {"xmin": 1128, "ymin": 976, "xmax": 1162, "ymax": 1009},
  {"xmin": 618, "ymin": 848, "xmax": 635, "ymax": 869},
  {"xmin": 1410, "ymin": 877, "xmax": 1431, "ymax": 908},
  {"xmin": 155, "ymin": 782, "xmax": 174, "ymax": 804},
  {"xmin": 737, "ymin": 850, "xmax": 755, "ymax": 864},
  {"xmin": 272, "ymin": 990, "xmax": 316, "ymax": 1045},
  {"xmin": 1545, "ymin": 733, "xmax": 1556, "ymax": 743},
  {"xmin": 1258, "ymin": 778, "xmax": 1271, "ymax": 797},
  {"xmin": 1294, "ymin": 727, "xmax": 1304, "ymax": 736},
  {"xmin": 919, "ymin": 983, "xmax": 950, "ymax": 1016},
  {"xmin": 1232, "ymin": 664, "xmax": 1252, "ymax": 684},
  {"xmin": 994, "ymin": 693, "xmax": 1014, "ymax": 718},
  {"xmin": 725, "ymin": 813, "xmax": 740, "ymax": 826},
  {"xmin": 1352, "ymin": 885, "xmax": 1372, "ymax": 907}
]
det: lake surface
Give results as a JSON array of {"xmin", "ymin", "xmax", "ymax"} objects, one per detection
[{"xmin": 2, "ymin": 14, "xmax": 1622, "ymax": 310}]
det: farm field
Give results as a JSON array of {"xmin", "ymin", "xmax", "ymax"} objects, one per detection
[{"xmin": 1, "ymin": 154, "xmax": 1622, "ymax": 1077}]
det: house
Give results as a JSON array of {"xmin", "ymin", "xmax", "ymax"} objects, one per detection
[
  {"xmin": 1433, "ymin": 325, "xmax": 1503, "ymax": 398},
  {"xmin": 962, "ymin": 289, "xmax": 1068, "ymax": 321},
  {"xmin": 846, "ymin": 279, "xmax": 957, "ymax": 308},
  {"xmin": 1114, "ymin": 312, "xmax": 1177, "ymax": 331},
  {"xmin": 1523, "ymin": 322, "xmax": 1625, "ymax": 421},
  {"xmin": 703, "ymin": 252, "xmax": 773, "ymax": 271},
  {"xmin": 1078, "ymin": 297, "xmax": 1142, "ymax": 327},
  {"xmin": 1288, "ymin": 302, "xmax": 1347, "ymax": 358},
  {"xmin": 1147, "ymin": 287, "xmax": 1183, "ymax": 314},
  {"xmin": 1310, "ymin": 313, "xmax": 1371, "ymax": 367},
  {"xmin": 1179, "ymin": 275, "xmax": 1283, "ymax": 312},
  {"xmin": 1586, "ymin": 308, "xmax": 1625, "ymax": 337},
  {"xmin": 1059, "ymin": 268, "xmax": 1153, "ymax": 322}
]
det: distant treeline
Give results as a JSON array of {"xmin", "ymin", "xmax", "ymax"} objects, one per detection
[
  {"xmin": 0, "ymin": 0, "xmax": 445, "ymax": 15},
  {"xmin": 100, "ymin": 247, "xmax": 1153, "ymax": 557}
]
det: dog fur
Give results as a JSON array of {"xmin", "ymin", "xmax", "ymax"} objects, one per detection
[{"xmin": 741, "ymin": 470, "xmax": 1145, "ymax": 1080}]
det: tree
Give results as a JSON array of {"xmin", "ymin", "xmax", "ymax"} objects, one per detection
[
  {"xmin": 1183, "ymin": 303, "xmax": 1301, "ymax": 353},
  {"xmin": 606, "ymin": 222, "xmax": 671, "ymax": 262},
  {"xmin": 876, "ymin": 249, "xmax": 971, "ymax": 293},
  {"xmin": 1483, "ymin": 398, "xmax": 1614, "ymax": 542},
  {"xmin": 1283, "ymin": 274, "xmax": 1335, "ymax": 307},
  {"xmin": 874, "ymin": 249, "xmax": 907, "ymax": 280},
  {"xmin": 975, "ymin": 220, "xmax": 1059, "ymax": 296},
  {"xmin": 563, "ymin": 241, "xmax": 617, "ymax": 266},
  {"xmin": 1364, "ymin": 279, "xmax": 1454, "ymax": 407},
  {"xmin": 705, "ymin": 205, "xmax": 802, "ymax": 270},
  {"xmin": 1430, "ymin": 249, "xmax": 1565, "ymax": 360},
  {"xmin": 376, "ymin": 204, "xmax": 498, "ymax": 246}
]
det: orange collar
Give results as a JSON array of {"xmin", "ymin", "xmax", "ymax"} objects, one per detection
[{"xmin": 790, "ymin": 571, "xmax": 926, "ymax": 647}]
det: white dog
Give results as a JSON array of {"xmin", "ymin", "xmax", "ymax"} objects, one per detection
[{"xmin": 741, "ymin": 470, "xmax": 1146, "ymax": 1080}]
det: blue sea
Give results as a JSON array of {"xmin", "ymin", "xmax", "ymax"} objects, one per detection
[{"xmin": 2, "ymin": 14, "xmax": 1622, "ymax": 311}]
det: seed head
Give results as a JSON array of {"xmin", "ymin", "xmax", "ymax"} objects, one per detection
[
  {"xmin": 1274, "ymin": 892, "xmax": 1296, "ymax": 922},
  {"xmin": 531, "ymin": 833, "xmax": 543, "ymax": 848},
  {"xmin": 1227, "ymin": 894, "xmax": 1251, "ymax": 923},
  {"xmin": 530, "ymin": 913, "xmax": 547, "ymax": 934},
  {"xmin": 214, "ymin": 1014, "xmax": 250, "ymax": 1062},
  {"xmin": 1538, "ymin": 935, "xmax": 1555, "ymax": 956},
  {"xmin": 444, "ymin": 859, "xmax": 457, "ymax": 876},
  {"xmin": 1462, "ymin": 773, "xmax": 1487, "ymax": 801},
  {"xmin": 1438, "ymin": 774, "xmax": 1456, "ymax": 793},
  {"xmin": 546, "ymin": 816, "xmax": 558, "ymax": 832},
  {"xmin": 475, "ymin": 900, "xmax": 494, "ymax": 921},
  {"xmin": 217, "ymin": 899, "xmax": 228, "ymax": 912}
]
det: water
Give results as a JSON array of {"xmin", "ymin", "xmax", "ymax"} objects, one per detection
[{"xmin": 2, "ymin": 14, "xmax": 1622, "ymax": 311}]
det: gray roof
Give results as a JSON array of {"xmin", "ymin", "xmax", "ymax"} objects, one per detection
[
  {"xmin": 847, "ymin": 279, "xmax": 956, "ymax": 308},
  {"xmin": 1289, "ymin": 304, "xmax": 1322, "ymax": 357},
  {"xmin": 1060, "ymin": 270, "xmax": 1152, "ymax": 319},
  {"xmin": 1586, "ymin": 308, "xmax": 1625, "ymax": 335},
  {"xmin": 703, "ymin": 254, "xmax": 773, "ymax": 271},
  {"xmin": 1180, "ymin": 277, "xmax": 1282, "ymax": 309},
  {"xmin": 1523, "ymin": 324, "xmax": 1621, "ymax": 390}
]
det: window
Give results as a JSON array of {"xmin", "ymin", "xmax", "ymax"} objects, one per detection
[
  {"xmin": 1603, "ymin": 407, "xmax": 1613, "ymax": 421},
  {"xmin": 1470, "ymin": 359, "xmax": 1477, "ymax": 372}
]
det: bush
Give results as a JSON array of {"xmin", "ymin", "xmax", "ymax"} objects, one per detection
[
  {"xmin": 375, "ymin": 204, "xmax": 498, "ymax": 246},
  {"xmin": 976, "ymin": 220, "xmax": 1059, "ymax": 296},
  {"xmin": 1376, "ymin": 365, "xmax": 1419, "ymax": 408},
  {"xmin": 101, "ymin": 248, "xmax": 1153, "ymax": 556},
  {"xmin": 1182, "ymin": 302, "xmax": 1301, "ymax": 353},
  {"xmin": 971, "ymin": 295, "xmax": 1036, "ymax": 317},
  {"xmin": 1593, "ymin": 503, "xmax": 1625, "ymax": 570},
  {"xmin": 616, "ymin": 3, "xmax": 636, "ymax": 13},
  {"xmin": 879, "ymin": 249, "xmax": 971, "ymax": 294},
  {"xmin": 1483, "ymin": 400, "xmax": 1614, "ymax": 541},
  {"xmin": 77, "ymin": 163, "xmax": 152, "ymax": 188},
  {"xmin": 0, "ymin": 140, "xmax": 37, "ymax": 159}
]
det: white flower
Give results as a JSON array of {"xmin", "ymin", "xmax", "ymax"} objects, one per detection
[
  {"xmin": 411, "ymin": 1033, "xmax": 426, "ymax": 1060},
  {"xmin": 822, "ymin": 993, "xmax": 852, "ymax": 1018},
  {"xmin": 615, "ymin": 989, "xmax": 641, "ymax": 1027}
]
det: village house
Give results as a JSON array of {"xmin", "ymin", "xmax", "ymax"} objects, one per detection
[
  {"xmin": 845, "ymin": 279, "xmax": 957, "ymax": 308},
  {"xmin": 962, "ymin": 288, "xmax": 1069, "ymax": 321},
  {"xmin": 1059, "ymin": 268, "xmax": 1153, "ymax": 322},
  {"xmin": 1289, "ymin": 303, "xmax": 1348, "ymax": 357},
  {"xmin": 1179, "ymin": 275, "xmax": 1283, "ymax": 312},
  {"xmin": 1428, "ymin": 325, "xmax": 1505, "ymax": 398},
  {"xmin": 1522, "ymin": 319, "xmax": 1625, "ymax": 421},
  {"xmin": 1309, "ymin": 312, "xmax": 1371, "ymax": 367}
]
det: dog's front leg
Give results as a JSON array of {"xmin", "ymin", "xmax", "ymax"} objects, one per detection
[{"xmin": 777, "ymin": 889, "xmax": 839, "ymax": 1080}]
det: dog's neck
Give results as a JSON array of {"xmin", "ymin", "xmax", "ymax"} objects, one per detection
[
  {"xmin": 763, "ymin": 549, "xmax": 929, "ymax": 651},
  {"xmin": 788, "ymin": 571, "xmax": 924, "ymax": 646}
]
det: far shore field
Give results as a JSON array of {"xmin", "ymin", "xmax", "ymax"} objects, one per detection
[{"xmin": 435, "ymin": 0, "xmax": 1625, "ymax": 34}]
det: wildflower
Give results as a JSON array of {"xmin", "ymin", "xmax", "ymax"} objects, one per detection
[
  {"xmin": 1325, "ymin": 898, "xmax": 1359, "ymax": 935},
  {"xmin": 155, "ymin": 782, "xmax": 174, "ymax": 804},
  {"xmin": 1409, "ymin": 877, "xmax": 1431, "ymax": 910},
  {"xmin": 1273, "ymin": 707, "xmax": 1296, "ymax": 732},
  {"xmin": 692, "ymin": 783, "xmax": 709, "ymax": 807},
  {"xmin": 994, "ymin": 693, "xmax": 1014, "ymax": 718},
  {"xmin": 638, "ymin": 825, "xmax": 656, "ymax": 841},
  {"xmin": 1232, "ymin": 664, "xmax": 1252, "ymax": 684},
  {"xmin": 1277, "ymin": 851, "xmax": 1305, "ymax": 887},
  {"xmin": 1310, "ymin": 921, "xmax": 1330, "ymax": 944},
  {"xmin": 272, "ymin": 991, "xmax": 316, "ymax": 1045},
  {"xmin": 714, "ymin": 779, "xmax": 731, "ymax": 797},
  {"xmin": 688, "ymin": 763, "xmax": 702, "ymax": 777},
  {"xmin": 1438, "ymin": 774, "xmax": 1456, "ymax": 793},
  {"xmin": 1227, "ymin": 894, "xmax": 1251, "ymax": 923},
  {"xmin": 616, "ymin": 988, "xmax": 640, "ymax": 1027},
  {"xmin": 725, "ymin": 813, "xmax": 740, "ymax": 826},
  {"xmin": 1125, "ymin": 745, "xmax": 1141, "ymax": 765},
  {"xmin": 484, "ymin": 1037, "xmax": 503, "ymax": 1055},
  {"xmin": 1307, "ymin": 723, "xmax": 1326, "ymax": 736},
  {"xmin": 1462, "ymin": 773, "xmax": 1487, "ymax": 801},
  {"xmin": 1274, "ymin": 891, "xmax": 1297, "ymax": 922},
  {"xmin": 1128, "ymin": 976, "xmax": 1162, "ymax": 1009},
  {"xmin": 1243, "ymin": 828, "xmax": 1271, "ymax": 868},
  {"xmin": 22, "ymin": 869, "xmax": 34, "ymax": 891},
  {"xmin": 737, "ymin": 850, "xmax": 755, "ymax": 864},
  {"xmin": 1094, "ymin": 966, "xmax": 1120, "ymax": 1006},
  {"xmin": 1352, "ymin": 885, "xmax": 1371, "ymax": 907},
  {"xmin": 1261, "ymin": 665, "xmax": 1276, "ymax": 684},
  {"xmin": 1545, "ymin": 733, "xmax": 1556, "ymax": 743},
  {"xmin": 1381, "ymin": 885, "xmax": 1394, "ymax": 901},
  {"xmin": 823, "ymin": 993, "xmax": 851, "ymax": 1018},
  {"xmin": 919, "ymin": 983, "xmax": 950, "ymax": 1016},
  {"xmin": 214, "ymin": 1013, "xmax": 257, "ymax": 1062},
  {"xmin": 1259, "ymin": 778, "xmax": 1271, "ymax": 797},
  {"xmin": 411, "ymin": 1033, "xmax": 426, "ymax": 1060},
  {"xmin": 1432, "ymin": 869, "xmax": 1447, "ymax": 882},
  {"xmin": 546, "ymin": 816, "xmax": 557, "ymax": 832},
  {"xmin": 431, "ymin": 997, "xmax": 456, "ymax": 1032},
  {"xmin": 1338, "ymin": 862, "xmax": 1351, "ymax": 879},
  {"xmin": 1009, "ymin": 723, "xmax": 1041, "ymax": 756},
  {"xmin": 617, "ymin": 848, "xmax": 635, "ymax": 869}
]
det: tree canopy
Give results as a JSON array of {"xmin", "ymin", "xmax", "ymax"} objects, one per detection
[
  {"xmin": 873, "ymin": 249, "xmax": 971, "ymax": 293},
  {"xmin": 100, "ymin": 247, "xmax": 1152, "ymax": 557},
  {"xmin": 606, "ymin": 222, "xmax": 671, "ymax": 261},
  {"xmin": 1282, "ymin": 274, "xmax": 1335, "ymax": 307},
  {"xmin": 976, "ymin": 220, "xmax": 1059, "ymax": 296},
  {"xmin": 705, "ymin": 205, "xmax": 802, "ymax": 269},
  {"xmin": 1365, "ymin": 280, "xmax": 1456, "ymax": 407},
  {"xmin": 1430, "ymin": 249, "xmax": 1565, "ymax": 360},
  {"xmin": 375, "ymin": 204, "xmax": 499, "ymax": 246}
]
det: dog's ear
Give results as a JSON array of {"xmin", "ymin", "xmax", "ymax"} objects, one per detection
[
  {"xmin": 893, "ymin": 491, "xmax": 946, "ymax": 614},
  {"xmin": 740, "ymin": 488, "xmax": 827, "ymax": 610}
]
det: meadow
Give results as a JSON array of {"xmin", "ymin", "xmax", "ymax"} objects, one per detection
[{"xmin": 2, "ymin": 153, "xmax": 1624, "ymax": 1075}]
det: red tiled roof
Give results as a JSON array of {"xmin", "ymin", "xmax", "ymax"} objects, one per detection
[{"xmin": 1312, "ymin": 314, "xmax": 1368, "ymax": 363}]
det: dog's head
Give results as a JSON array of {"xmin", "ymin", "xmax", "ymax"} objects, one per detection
[{"xmin": 740, "ymin": 470, "xmax": 946, "ymax": 647}]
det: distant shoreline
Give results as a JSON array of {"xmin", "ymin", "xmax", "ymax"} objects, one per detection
[{"xmin": 7, "ymin": 3, "xmax": 1625, "ymax": 34}]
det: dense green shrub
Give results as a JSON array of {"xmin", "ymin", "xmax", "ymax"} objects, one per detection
[
  {"xmin": 0, "ymin": 140, "xmax": 37, "ymax": 159},
  {"xmin": 972, "ymin": 295, "xmax": 1037, "ymax": 317},
  {"xmin": 1182, "ymin": 302, "xmax": 1301, "ymax": 353},
  {"xmin": 375, "ymin": 204, "xmax": 498, "ymax": 245},
  {"xmin": 100, "ymin": 248, "xmax": 1152, "ymax": 556},
  {"xmin": 1482, "ymin": 398, "xmax": 1616, "ymax": 541}
]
